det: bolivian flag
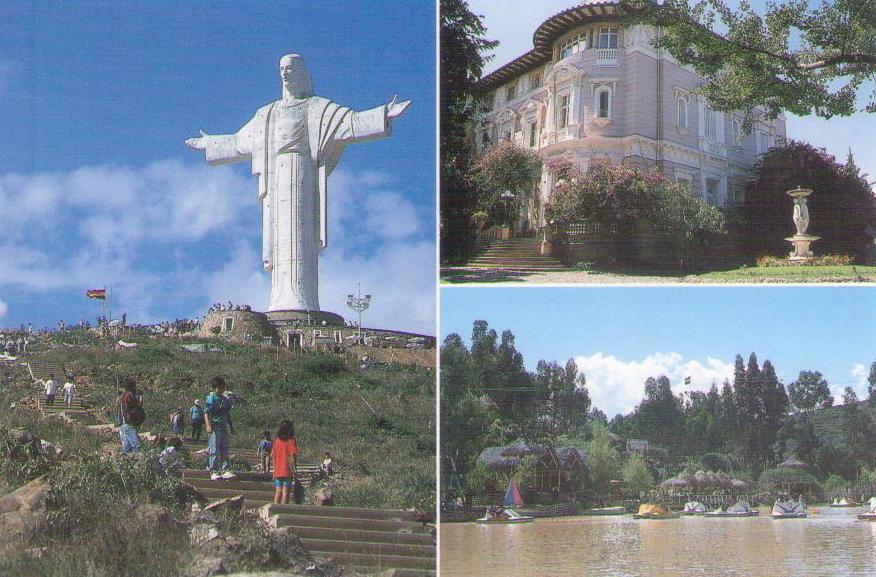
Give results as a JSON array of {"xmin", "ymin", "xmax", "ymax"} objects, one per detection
[{"xmin": 86, "ymin": 289, "xmax": 106, "ymax": 300}]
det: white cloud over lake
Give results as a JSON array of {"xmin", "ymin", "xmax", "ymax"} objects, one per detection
[{"xmin": 573, "ymin": 352, "xmax": 735, "ymax": 417}]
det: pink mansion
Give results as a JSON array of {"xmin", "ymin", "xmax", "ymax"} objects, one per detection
[{"xmin": 475, "ymin": 0, "xmax": 787, "ymax": 232}]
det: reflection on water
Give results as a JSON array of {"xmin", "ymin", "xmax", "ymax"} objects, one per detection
[{"xmin": 441, "ymin": 507, "xmax": 876, "ymax": 577}]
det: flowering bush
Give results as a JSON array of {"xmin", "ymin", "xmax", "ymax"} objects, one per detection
[
  {"xmin": 756, "ymin": 254, "xmax": 854, "ymax": 267},
  {"xmin": 545, "ymin": 159, "xmax": 725, "ymax": 243},
  {"xmin": 471, "ymin": 141, "xmax": 542, "ymax": 220}
]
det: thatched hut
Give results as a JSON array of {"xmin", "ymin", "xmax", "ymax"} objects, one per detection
[{"xmin": 476, "ymin": 441, "xmax": 588, "ymax": 493}]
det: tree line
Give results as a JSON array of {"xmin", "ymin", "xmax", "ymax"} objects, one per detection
[{"xmin": 443, "ymin": 320, "xmax": 876, "ymax": 491}]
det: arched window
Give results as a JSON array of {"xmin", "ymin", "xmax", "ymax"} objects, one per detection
[
  {"xmin": 594, "ymin": 86, "xmax": 612, "ymax": 119},
  {"xmin": 677, "ymin": 96, "xmax": 688, "ymax": 130}
]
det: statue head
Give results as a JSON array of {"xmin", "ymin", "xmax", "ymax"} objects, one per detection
[{"xmin": 279, "ymin": 54, "xmax": 314, "ymax": 98}]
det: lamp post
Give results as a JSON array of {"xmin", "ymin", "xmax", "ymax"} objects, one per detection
[{"xmin": 346, "ymin": 283, "xmax": 371, "ymax": 343}]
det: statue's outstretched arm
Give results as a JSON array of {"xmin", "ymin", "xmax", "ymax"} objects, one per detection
[
  {"xmin": 186, "ymin": 115, "xmax": 257, "ymax": 165},
  {"xmin": 333, "ymin": 96, "xmax": 411, "ymax": 144}
]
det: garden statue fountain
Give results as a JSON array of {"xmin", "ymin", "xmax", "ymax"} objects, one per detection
[{"xmin": 785, "ymin": 187, "xmax": 819, "ymax": 260}]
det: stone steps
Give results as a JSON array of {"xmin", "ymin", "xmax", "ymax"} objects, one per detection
[
  {"xmin": 266, "ymin": 503, "xmax": 429, "ymax": 523},
  {"xmin": 298, "ymin": 538, "xmax": 434, "ymax": 560},
  {"xmin": 25, "ymin": 359, "xmax": 67, "ymax": 381},
  {"xmin": 355, "ymin": 569, "xmax": 434, "ymax": 577},
  {"xmin": 179, "ymin": 465, "xmax": 434, "ymax": 574},
  {"xmin": 274, "ymin": 513, "xmax": 423, "ymax": 533},
  {"xmin": 289, "ymin": 526, "xmax": 433, "ymax": 546},
  {"xmin": 310, "ymin": 551, "xmax": 434, "ymax": 572},
  {"xmin": 466, "ymin": 239, "xmax": 566, "ymax": 271}
]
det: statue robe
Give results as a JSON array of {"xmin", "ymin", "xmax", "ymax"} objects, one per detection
[{"xmin": 201, "ymin": 97, "xmax": 391, "ymax": 312}]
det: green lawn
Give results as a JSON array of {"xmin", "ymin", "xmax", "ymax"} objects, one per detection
[{"xmin": 691, "ymin": 265, "xmax": 876, "ymax": 283}]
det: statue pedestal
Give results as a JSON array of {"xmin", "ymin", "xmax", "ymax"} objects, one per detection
[
  {"xmin": 785, "ymin": 234, "xmax": 820, "ymax": 260},
  {"xmin": 266, "ymin": 309, "xmax": 345, "ymax": 328}
]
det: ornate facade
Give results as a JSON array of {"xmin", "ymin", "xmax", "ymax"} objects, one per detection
[{"xmin": 475, "ymin": 1, "xmax": 787, "ymax": 232}]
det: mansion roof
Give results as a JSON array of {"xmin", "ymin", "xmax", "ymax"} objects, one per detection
[{"xmin": 477, "ymin": 1, "xmax": 620, "ymax": 92}]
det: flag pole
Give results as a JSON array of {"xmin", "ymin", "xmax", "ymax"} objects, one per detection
[{"xmin": 108, "ymin": 285, "xmax": 112, "ymax": 323}]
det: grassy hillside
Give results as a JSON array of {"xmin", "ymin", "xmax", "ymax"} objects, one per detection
[{"xmin": 1, "ymin": 330, "xmax": 435, "ymax": 509}]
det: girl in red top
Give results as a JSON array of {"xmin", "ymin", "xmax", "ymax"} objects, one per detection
[{"xmin": 271, "ymin": 419, "xmax": 298, "ymax": 504}]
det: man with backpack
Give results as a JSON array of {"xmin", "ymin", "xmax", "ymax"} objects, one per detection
[
  {"xmin": 204, "ymin": 376, "xmax": 235, "ymax": 480},
  {"xmin": 118, "ymin": 377, "xmax": 145, "ymax": 454}
]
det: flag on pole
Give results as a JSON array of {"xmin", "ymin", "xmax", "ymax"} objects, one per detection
[
  {"xmin": 684, "ymin": 376, "xmax": 691, "ymax": 385},
  {"xmin": 86, "ymin": 289, "xmax": 107, "ymax": 300}
]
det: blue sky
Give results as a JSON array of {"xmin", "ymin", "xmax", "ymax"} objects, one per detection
[
  {"xmin": 441, "ymin": 287, "xmax": 876, "ymax": 417},
  {"xmin": 469, "ymin": 0, "xmax": 876, "ymax": 187},
  {"xmin": 0, "ymin": 1, "xmax": 435, "ymax": 334}
]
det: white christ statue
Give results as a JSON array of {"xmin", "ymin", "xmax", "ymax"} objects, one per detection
[{"xmin": 186, "ymin": 54, "xmax": 410, "ymax": 312}]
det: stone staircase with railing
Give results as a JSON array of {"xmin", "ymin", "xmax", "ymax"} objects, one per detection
[{"xmin": 465, "ymin": 237, "xmax": 566, "ymax": 271}]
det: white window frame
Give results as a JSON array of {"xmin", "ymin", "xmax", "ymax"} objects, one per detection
[
  {"xmin": 558, "ymin": 93, "xmax": 570, "ymax": 129},
  {"xmin": 559, "ymin": 33, "xmax": 587, "ymax": 60},
  {"xmin": 677, "ymin": 95, "xmax": 689, "ymax": 131},
  {"xmin": 594, "ymin": 85, "xmax": 612, "ymax": 119},
  {"xmin": 598, "ymin": 27, "xmax": 619, "ymax": 49},
  {"xmin": 222, "ymin": 317, "xmax": 234, "ymax": 332},
  {"xmin": 704, "ymin": 176, "xmax": 722, "ymax": 205}
]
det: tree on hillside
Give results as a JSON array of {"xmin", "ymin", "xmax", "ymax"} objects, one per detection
[
  {"xmin": 742, "ymin": 141, "xmax": 876, "ymax": 260},
  {"xmin": 684, "ymin": 386, "xmax": 723, "ymax": 454},
  {"xmin": 841, "ymin": 386, "xmax": 876, "ymax": 470},
  {"xmin": 440, "ymin": 333, "xmax": 473, "ymax": 407},
  {"xmin": 867, "ymin": 361, "xmax": 876, "ymax": 407},
  {"xmin": 632, "ymin": 375, "xmax": 685, "ymax": 450},
  {"xmin": 760, "ymin": 360, "xmax": 790, "ymax": 463},
  {"xmin": 440, "ymin": 0, "xmax": 498, "ymax": 259},
  {"xmin": 534, "ymin": 358, "xmax": 591, "ymax": 435},
  {"xmin": 773, "ymin": 413, "xmax": 821, "ymax": 472},
  {"xmin": 622, "ymin": 0, "xmax": 876, "ymax": 121},
  {"xmin": 470, "ymin": 320, "xmax": 498, "ymax": 385},
  {"xmin": 719, "ymin": 379, "xmax": 738, "ymax": 444},
  {"xmin": 788, "ymin": 370, "xmax": 833, "ymax": 412}
]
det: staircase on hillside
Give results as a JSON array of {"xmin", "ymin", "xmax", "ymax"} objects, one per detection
[
  {"xmin": 180, "ymin": 442, "xmax": 436, "ymax": 577},
  {"xmin": 466, "ymin": 237, "xmax": 566, "ymax": 271},
  {"xmin": 38, "ymin": 397, "xmax": 103, "ymax": 425},
  {"xmin": 26, "ymin": 358, "xmax": 67, "ymax": 382}
]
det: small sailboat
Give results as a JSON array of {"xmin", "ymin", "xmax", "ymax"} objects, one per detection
[
  {"xmin": 771, "ymin": 498, "xmax": 807, "ymax": 519},
  {"xmin": 704, "ymin": 501, "xmax": 759, "ymax": 517},
  {"xmin": 633, "ymin": 503, "xmax": 677, "ymax": 519},
  {"xmin": 857, "ymin": 497, "xmax": 876, "ymax": 521},
  {"xmin": 681, "ymin": 501, "xmax": 708, "ymax": 515},
  {"xmin": 475, "ymin": 479, "xmax": 534, "ymax": 524}
]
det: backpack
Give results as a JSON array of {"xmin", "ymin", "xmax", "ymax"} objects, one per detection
[{"xmin": 124, "ymin": 393, "xmax": 146, "ymax": 427}]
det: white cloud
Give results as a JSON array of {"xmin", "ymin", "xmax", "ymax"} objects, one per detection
[
  {"xmin": 574, "ymin": 352, "xmax": 735, "ymax": 417},
  {"xmin": 0, "ymin": 159, "xmax": 252, "ymax": 243},
  {"xmin": 0, "ymin": 159, "xmax": 434, "ymax": 334},
  {"xmin": 846, "ymin": 363, "xmax": 871, "ymax": 400},
  {"xmin": 197, "ymin": 168, "xmax": 436, "ymax": 335},
  {"xmin": 0, "ymin": 299, "xmax": 7, "ymax": 320}
]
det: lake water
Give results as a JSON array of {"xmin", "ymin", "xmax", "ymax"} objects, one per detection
[{"xmin": 440, "ymin": 507, "xmax": 876, "ymax": 576}]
